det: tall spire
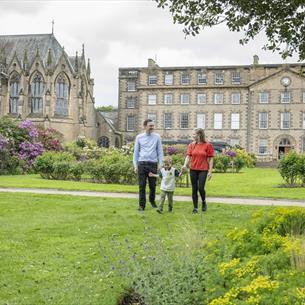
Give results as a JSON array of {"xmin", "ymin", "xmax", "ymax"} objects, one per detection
[
  {"xmin": 87, "ymin": 58, "xmax": 91, "ymax": 77},
  {"xmin": 23, "ymin": 49, "xmax": 28, "ymax": 71},
  {"xmin": 47, "ymin": 48, "xmax": 53, "ymax": 67},
  {"xmin": 81, "ymin": 43, "xmax": 85, "ymax": 59},
  {"xmin": 75, "ymin": 51, "xmax": 79, "ymax": 73},
  {"xmin": 52, "ymin": 19, "xmax": 54, "ymax": 35}
]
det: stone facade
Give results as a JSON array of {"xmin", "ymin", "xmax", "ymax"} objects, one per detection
[
  {"xmin": 118, "ymin": 57, "xmax": 305, "ymax": 161},
  {"xmin": 0, "ymin": 33, "xmax": 121, "ymax": 147}
]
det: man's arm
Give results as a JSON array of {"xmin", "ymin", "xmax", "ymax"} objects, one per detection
[
  {"xmin": 133, "ymin": 136, "xmax": 140, "ymax": 170},
  {"xmin": 157, "ymin": 136, "xmax": 164, "ymax": 168}
]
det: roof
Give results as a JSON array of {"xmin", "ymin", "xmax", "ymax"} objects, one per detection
[{"xmin": 0, "ymin": 34, "xmax": 64, "ymax": 65}]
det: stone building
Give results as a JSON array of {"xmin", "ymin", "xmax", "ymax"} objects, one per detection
[
  {"xmin": 0, "ymin": 33, "xmax": 121, "ymax": 147},
  {"xmin": 118, "ymin": 57, "xmax": 305, "ymax": 161}
]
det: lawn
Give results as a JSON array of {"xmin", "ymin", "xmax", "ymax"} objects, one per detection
[
  {"xmin": 0, "ymin": 192, "xmax": 274, "ymax": 305},
  {"xmin": 1, "ymin": 168, "xmax": 305, "ymax": 199}
]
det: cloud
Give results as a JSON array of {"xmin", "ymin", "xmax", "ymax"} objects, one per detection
[
  {"xmin": 0, "ymin": 1, "xmax": 302, "ymax": 106},
  {"xmin": 0, "ymin": 1, "xmax": 47, "ymax": 15}
]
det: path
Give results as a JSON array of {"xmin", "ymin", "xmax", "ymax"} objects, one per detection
[{"xmin": 1, "ymin": 187, "xmax": 305, "ymax": 207}]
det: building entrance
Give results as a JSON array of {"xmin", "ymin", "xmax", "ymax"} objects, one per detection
[{"xmin": 278, "ymin": 138, "xmax": 291, "ymax": 159}]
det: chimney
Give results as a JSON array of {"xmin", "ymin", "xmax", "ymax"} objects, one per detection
[
  {"xmin": 148, "ymin": 58, "xmax": 158, "ymax": 68},
  {"xmin": 253, "ymin": 55, "xmax": 259, "ymax": 65}
]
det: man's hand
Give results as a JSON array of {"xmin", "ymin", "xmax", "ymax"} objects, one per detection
[{"xmin": 134, "ymin": 167, "xmax": 138, "ymax": 174}]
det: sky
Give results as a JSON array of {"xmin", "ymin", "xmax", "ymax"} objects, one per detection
[{"xmin": 0, "ymin": 0, "xmax": 302, "ymax": 107}]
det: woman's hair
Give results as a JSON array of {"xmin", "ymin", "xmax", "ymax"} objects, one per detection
[{"xmin": 194, "ymin": 128, "xmax": 206, "ymax": 143}]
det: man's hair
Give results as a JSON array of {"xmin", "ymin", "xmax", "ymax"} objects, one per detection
[
  {"xmin": 143, "ymin": 119, "xmax": 153, "ymax": 126},
  {"xmin": 194, "ymin": 128, "xmax": 206, "ymax": 143}
]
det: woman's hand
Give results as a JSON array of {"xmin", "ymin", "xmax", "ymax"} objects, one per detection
[{"xmin": 207, "ymin": 171, "xmax": 212, "ymax": 180}]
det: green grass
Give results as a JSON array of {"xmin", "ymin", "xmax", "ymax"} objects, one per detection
[
  {"xmin": 1, "ymin": 168, "xmax": 305, "ymax": 199},
  {"xmin": 0, "ymin": 192, "xmax": 273, "ymax": 305}
]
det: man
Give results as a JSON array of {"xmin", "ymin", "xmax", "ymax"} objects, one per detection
[{"xmin": 133, "ymin": 119, "xmax": 164, "ymax": 211}]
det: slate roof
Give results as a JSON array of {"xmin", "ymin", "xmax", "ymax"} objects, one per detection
[
  {"xmin": 0, "ymin": 34, "xmax": 60, "ymax": 63},
  {"xmin": 0, "ymin": 33, "xmax": 80, "ymax": 72}
]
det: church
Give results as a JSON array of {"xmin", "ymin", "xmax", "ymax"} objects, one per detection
[{"xmin": 0, "ymin": 32, "xmax": 122, "ymax": 147}]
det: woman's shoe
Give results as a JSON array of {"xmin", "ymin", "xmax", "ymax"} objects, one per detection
[{"xmin": 192, "ymin": 208, "xmax": 198, "ymax": 214}]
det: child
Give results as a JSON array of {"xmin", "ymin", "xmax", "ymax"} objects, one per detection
[{"xmin": 149, "ymin": 156, "xmax": 181, "ymax": 213}]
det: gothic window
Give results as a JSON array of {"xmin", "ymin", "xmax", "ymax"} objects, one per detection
[
  {"xmin": 98, "ymin": 136, "xmax": 109, "ymax": 148},
  {"xmin": 9, "ymin": 74, "xmax": 20, "ymax": 114},
  {"xmin": 55, "ymin": 74, "xmax": 69, "ymax": 116},
  {"xmin": 31, "ymin": 73, "xmax": 44, "ymax": 113},
  {"xmin": 115, "ymin": 137, "xmax": 120, "ymax": 148}
]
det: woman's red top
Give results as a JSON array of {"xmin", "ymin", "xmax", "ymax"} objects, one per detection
[{"xmin": 186, "ymin": 142, "xmax": 215, "ymax": 171}]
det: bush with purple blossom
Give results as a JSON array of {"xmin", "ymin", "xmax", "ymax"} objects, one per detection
[{"xmin": 0, "ymin": 117, "xmax": 64, "ymax": 174}]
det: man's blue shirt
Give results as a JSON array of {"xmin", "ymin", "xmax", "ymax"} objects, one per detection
[{"xmin": 133, "ymin": 132, "xmax": 163, "ymax": 168}]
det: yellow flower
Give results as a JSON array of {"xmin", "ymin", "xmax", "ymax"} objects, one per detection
[
  {"xmin": 219, "ymin": 258, "xmax": 240, "ymax": 276},
  {"xmin": 240, "ymin": 276, "xmax": 279, "ymax": 294}
]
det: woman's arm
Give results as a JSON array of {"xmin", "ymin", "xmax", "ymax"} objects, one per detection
[
  {"xmin": 181, "ymin": 155, "xmax": 191, "ymax": 172},
  {"xmin": 207, "ymin": 157, "xmax": 214, "ymax": 179}
]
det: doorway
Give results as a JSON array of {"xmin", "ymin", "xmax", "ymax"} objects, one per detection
[{"xmin": 278, "ymin": 138, "xmax": 291, "ymax": 159}]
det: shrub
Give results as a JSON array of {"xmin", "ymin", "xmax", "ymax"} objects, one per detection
[
  {"xmin": 34, "ymin": 151, "xmax": 76, "ymax": 179},
  {"xmin": 279, "ymin": 151, "xmax": 299, "ymax": 185},
  {"xmin": 214, "ymin": 154, "xmax": 231, "ymax": 172},
  {"xmin": 69, "ymin": 162, "xmax": 85, "ymax": 181},
  {"xmin": 256, "ymin": 207, "xmax": 305, "ymax": 237}
]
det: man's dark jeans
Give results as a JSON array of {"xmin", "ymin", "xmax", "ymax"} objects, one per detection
[{"xmin": 138, "ymin": 161, "xmax": 158, "ymax": 209}]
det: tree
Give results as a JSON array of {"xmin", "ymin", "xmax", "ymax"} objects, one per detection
[
  {"xmin": 155, "ymin": 0, "xmax": 305, "ymax": 61},
  {"xmin": 95, "ymin": 105, "xmax": 114, "ymax": 112}
]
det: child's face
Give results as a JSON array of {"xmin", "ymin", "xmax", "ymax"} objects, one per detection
[{"xmin": 164, "ymin": 162, "xmax": 172, "ymax": 169}]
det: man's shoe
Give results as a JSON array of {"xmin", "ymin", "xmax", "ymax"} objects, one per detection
[
  {"xmin": 192, "ymin": 208, "xmax": 198, "ymax": 214},
  {"xmin": 138, "ymin": 207, "xmax": 144, "ymax": 212},
  {"xmin": 202, "ymin": 201, "xmax": 207, "ymax": 212},
  {"xmin": 156, "ymin": 209, "xmax": 163, "ymax": 214},
  {"xmin": 168, "ymin": 208, "xmax": 173, "ymax": 213},
  {"xmin": 151, "ymin": 203, "xmax": 157, "ymax": 208}
]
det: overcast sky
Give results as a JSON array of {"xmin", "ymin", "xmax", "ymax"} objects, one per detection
[{"xmin": 0, "ymin": 0, "xmax": 302, "ymax": 106}]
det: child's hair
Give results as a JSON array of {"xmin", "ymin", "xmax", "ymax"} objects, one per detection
[{"xmin": 163, "ymin": 156, "xmax": 173, "ymax": 166}]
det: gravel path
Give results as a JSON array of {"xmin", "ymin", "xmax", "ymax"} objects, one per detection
[{"xmin": 1, "ymin": 187, "xmax": 305, "ymax": 207}]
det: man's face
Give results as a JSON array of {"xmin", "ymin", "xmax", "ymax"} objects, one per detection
[{"xmin": 145, "ymin": 122, "xmax": 155, "ymax": 133}]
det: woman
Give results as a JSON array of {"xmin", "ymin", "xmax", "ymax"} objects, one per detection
[{"xmin": 181, "ymin": 128, "xmax": 214, "ymax": 214}]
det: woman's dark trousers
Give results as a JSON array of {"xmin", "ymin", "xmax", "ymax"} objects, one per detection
[{"xmin": 190, "ymin": 170, "xmax": 208, "ymax": 209}]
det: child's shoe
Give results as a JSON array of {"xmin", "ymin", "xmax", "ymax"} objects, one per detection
[{"xmin": 156, "ymin": 209, "xmax": 163, "ymax": 214}]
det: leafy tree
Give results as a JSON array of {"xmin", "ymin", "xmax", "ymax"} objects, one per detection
[
  {"xmin": 95, "ymin": 105, "xmax": 114, "ymax": 112},
  {"xmin": 155, "ymin": 0, "xmax": 305, "ymax": 60}
]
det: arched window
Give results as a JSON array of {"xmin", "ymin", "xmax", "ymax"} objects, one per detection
[
  {"xmin": 98, "ymin": 136, "xmax": 109, "ymax": 148},
  {"xmin": 9, "ymin": 74, "xmax": 20, "ymax": 114},
  {"xmin": 115, "ymin": 137, "xmax": 120, "ymax": 148},
  {"xmin": 279, "ymin": 138, "xmax": 291, "ymax": 146},
  {"xmin": 55, "ymin": 74, "xmax": 69, "ymax": 116},
  {"xmin": 31, "ymin": 73, "xmax": 44, "ymax": 113}
]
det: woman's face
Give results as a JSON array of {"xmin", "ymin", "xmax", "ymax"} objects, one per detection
[{"xmin": 192, "ymin": 131, "xmax": 199, "ymax": 141}]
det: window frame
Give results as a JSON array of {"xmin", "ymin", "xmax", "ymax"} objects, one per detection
[
  {"xmin": 214, "ymin": 112, "xmax": 223, "ymax": 129},
  {"xmin": 148, "ymin": 94, "xmax": 157, "ymax": 105},
  {"xmin": 180, "ymin": 113, "xmax": 189, "ymax": 129},
  {"xmin": 259, "ymin": 112, "xmax": 268, "ymax": 129}
]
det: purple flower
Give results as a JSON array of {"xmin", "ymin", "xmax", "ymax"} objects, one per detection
[
  {"xmin": 18, "ymin": 141, "xmax": 44, "ymax": 163},
  {"xmin": 0, "ymin": 135, "xmax": 9, "ymax": 150},
  {"xmin": 19, "ymin": 120, "xmax": 34, "ymax": 129},
  {"xmin": 226, "ymin": 150, "xmax": 236, "ymax": 158},
  {"xmin": 167, "ymin": 146, "xmax": 177, "ymax": 155}
]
